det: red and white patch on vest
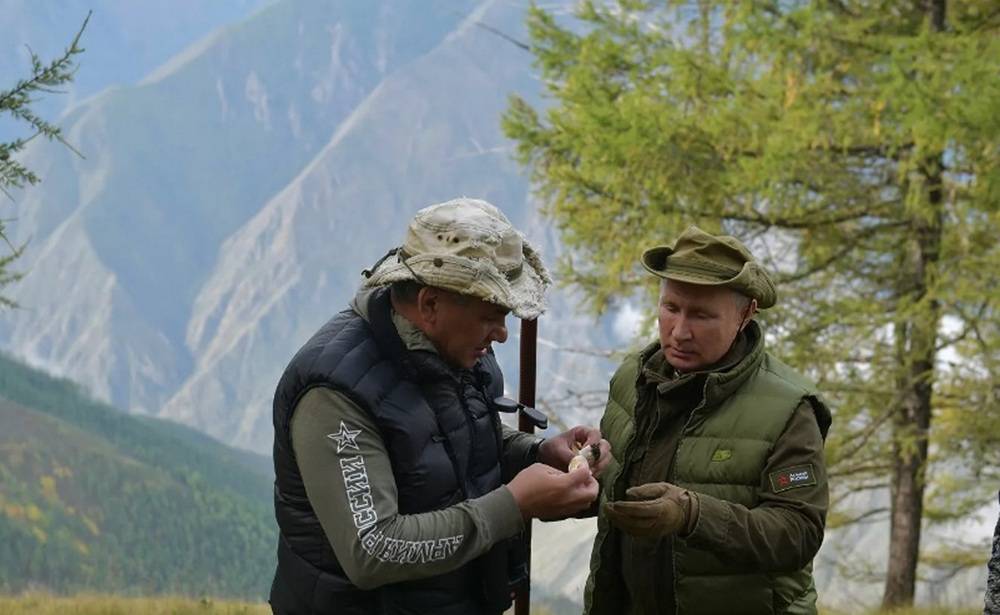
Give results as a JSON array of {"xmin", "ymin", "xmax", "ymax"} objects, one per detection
[{"xmin": 768, "ymin": 464, "xmax": 817, "ymax": 493}]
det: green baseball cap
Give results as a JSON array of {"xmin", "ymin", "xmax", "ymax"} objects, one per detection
[
  {"xmin": 641, "ymin": 226, "xmax": 777, "ymax": 309},
  {"xmin": 362, "ymin": 198, "xmax": 552, "ymax": 319}
]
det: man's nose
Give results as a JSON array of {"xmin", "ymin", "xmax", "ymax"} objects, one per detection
[
  {"xmin": 492, "ymin": 322, "xmax": 508, "ymax": 344},
  {"xmin": 673, "ymin": 316, "xmax": 693, "ymax": 341}
]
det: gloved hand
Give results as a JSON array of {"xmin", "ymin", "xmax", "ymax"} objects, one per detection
[{"xmin": 603, "ymin": 482, "xmax": 695, "ymax": 538}]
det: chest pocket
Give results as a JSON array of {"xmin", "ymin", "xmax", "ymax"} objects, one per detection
[{"xmin": 673, "ymin": 436, "xmax": 770, "ymax": 508}]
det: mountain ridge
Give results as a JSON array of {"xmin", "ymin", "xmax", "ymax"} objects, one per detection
[{"xmin": 2, "ymin": 0, "xmax": 486, "ymax": 419}]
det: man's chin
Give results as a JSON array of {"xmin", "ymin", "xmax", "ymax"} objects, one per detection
[
  {"xmin": 664, "ymin": 348, "xmax": 703, "ymax": 371},
  {"xmin": 449, "ymin": 348, "xmax": 487, "ymax": 370},
  {"xmin": 463, "ymin": 351, "xmax": 486, "ymax": 369}
]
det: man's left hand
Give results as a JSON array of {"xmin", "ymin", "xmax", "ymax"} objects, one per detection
[
  {"xmin": 537, "ymin": 426, "xmax": 611, "ymax": 478},
  {"xmin": 604, "ymin": 482, "xmax": 695, "ymax": 537}
]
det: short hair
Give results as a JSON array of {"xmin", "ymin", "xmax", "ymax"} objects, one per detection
[
  {"xmin": 389, "ymin": 280, "xmax": 424, "ymax": 305},
  {"xmin": 390, "ymin": 281, "xmax": 473, "ymax": 308}
]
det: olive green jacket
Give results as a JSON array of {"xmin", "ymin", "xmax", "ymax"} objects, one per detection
[{"xmin": 585, "ymin": 323, "xmax": 831, "ymax": 615}]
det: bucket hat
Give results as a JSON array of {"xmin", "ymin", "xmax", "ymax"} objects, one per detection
[
  {"xmin": 641, "ymin": 226, "xmax": 777, "ymax": 308},
  {"xmin": 363, "ymin": 198, "xmax": 551, "ymax": 319}
]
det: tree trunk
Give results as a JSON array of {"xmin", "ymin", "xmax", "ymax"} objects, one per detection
[
  {"xmin": 881, "ymin": 89, "xmax": 945, "ymax": 611},
  {"xmin": 882, "ymin": 313, "xmax": 935, "ymax": 608}
]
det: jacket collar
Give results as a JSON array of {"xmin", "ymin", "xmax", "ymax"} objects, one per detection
[
  {"xmin": 361, "ymin": 286, "xmax": 473, "ymax": 384},
  {"xmin": 635, "ymin": 321, "xmax": 766, "ymax": 407}
]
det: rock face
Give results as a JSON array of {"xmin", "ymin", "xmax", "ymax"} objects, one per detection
[
  {"xmin": 0, "ymin": 0, "xmax": 271, "ymax": 141},
  {"xmin": 3, "ymin": 0, "xmax": 499, "ymax": 426},
  {"xmin": 158, "ymin": 0, "xmax": 565, "ymax": 451}
]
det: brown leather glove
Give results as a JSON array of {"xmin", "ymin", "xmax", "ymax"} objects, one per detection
[{"xmin": 603, "ymin": 482, "xmax": 695, "ymax": 538}]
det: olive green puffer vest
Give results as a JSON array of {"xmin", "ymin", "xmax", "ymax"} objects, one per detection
[{"xmin": 585, "ymin": 325, "xmax": 830, "ymax": 615}]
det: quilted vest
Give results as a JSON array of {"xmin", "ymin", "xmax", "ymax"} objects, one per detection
[
  {"xmin": 269, "ymin": 288, "xmax": 509, "ymax": 614},
  {"xmin": 586, "ymin": 324, "xmax": 831, "ymax": 615}
]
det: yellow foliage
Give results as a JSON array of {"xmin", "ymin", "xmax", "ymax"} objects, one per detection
[
  {"xmin": 39, "ymin": 475, "xmax": 58, "ymax": 500},
  {"xmin": 30, "ymin": 526, "xmax": 47, "ymax": 544},
  {"xmin": 72, "ymin": 540, "xmax": 90, "ymax": 556},
  {"xmin": 26, "ymin": 504, "xmax": 41, "ymax": 522},
  {"xmin": 81, "ymin": 515, "xmax": 100, "ymax": 537},
  {"xmin": 784, "ymin": 72, "xmax": 799, "ymax": 109},
  {"xmin": 4, "ymin": 503, "xmax": 24, "ymax": 519},
  {"xmin": 53, "ymin": 464, "xmax": 73, "ymax": 479}
]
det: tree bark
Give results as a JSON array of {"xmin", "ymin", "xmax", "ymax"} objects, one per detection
[
  {"xmin": 882, "ymin": 309, "xmax": 936, "ymax": 608},
  {"xmin": 881, "ymin": 30, "xmax": 945, "ymax": 600}
]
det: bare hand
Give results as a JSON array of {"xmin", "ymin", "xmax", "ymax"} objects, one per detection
[
  {"xmin": 538, "ymin": 425, "xmax": 612, "ymax": 478},
  {"xmin": 507, "ymin": 463, "xmax": 599, "ymax": 519}
]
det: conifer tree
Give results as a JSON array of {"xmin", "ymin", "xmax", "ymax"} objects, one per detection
[
  {"xmin": 504, "ymin": 0, "xmax": 1000, "ymax": 607},
  {"xmin": 0, "ymin": 14, "xmax": 88, "ymax": 307}
]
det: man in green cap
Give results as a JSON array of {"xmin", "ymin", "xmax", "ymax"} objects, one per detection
[{"xmin": 584, "ymin": 226, "xmax": 832, "ymax": 615}]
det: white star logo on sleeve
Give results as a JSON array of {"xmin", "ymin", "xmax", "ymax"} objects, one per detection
[{"xmin": 327, "ymin": 421, "xmax": 362, "ymax": 454}]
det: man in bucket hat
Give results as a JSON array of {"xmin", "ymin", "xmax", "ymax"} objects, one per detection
[
  {"xmin": 268, "ymin": 197, "xmax": 610, "ymax": 615},
  {"xmin": 584, "ymin": 227, "xmax": 832, "ymax": 615}
]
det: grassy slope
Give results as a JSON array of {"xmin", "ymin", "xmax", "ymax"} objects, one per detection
[{"xmin": 0, "ymin": 354, "xmax": 275, "ymax": 598}]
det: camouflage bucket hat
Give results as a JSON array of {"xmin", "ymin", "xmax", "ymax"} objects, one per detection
[
  {"xmin": 362, "ymin": 198, "xmax": 552, "ymax": 319},
  {"xmin": 641, "ymin": 226, "xmax": 777, "ymax": 309}
]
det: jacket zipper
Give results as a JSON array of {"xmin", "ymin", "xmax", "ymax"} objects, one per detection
[{"xmin": 668, "ymin": 377, "xmax": 712, "ymax": 615}]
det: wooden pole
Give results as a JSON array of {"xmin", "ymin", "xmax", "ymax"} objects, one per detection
[{"xmin": 514, "ymin": 317, "xmax": 538, "ymax": 615}]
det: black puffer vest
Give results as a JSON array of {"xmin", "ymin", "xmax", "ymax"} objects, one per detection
[{"xmin": 269, "ymin": 288, "xmax": 512, "ymax": 615}]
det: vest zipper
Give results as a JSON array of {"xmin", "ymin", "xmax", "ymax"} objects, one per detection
[
  {"xmin": 668, "ymin": 377, "xmax": 713, "ymax": 615},
  {"xmin": 457, "ymin": 375, "xmax": 477, "ymax": 492},
  {"xmin": 591, "ymin": 354, "xmax": 646, "ymax": 614}
]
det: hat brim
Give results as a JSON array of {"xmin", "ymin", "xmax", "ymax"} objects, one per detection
[
  {"xmin": 641, "ymin": 246, "xmax": 777, "ymax": 309},
  {"xmin": 363, "ymin": 246, "xmax": 550, "ymax": 320}
]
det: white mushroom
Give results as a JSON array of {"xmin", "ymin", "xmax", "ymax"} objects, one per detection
[{"xmin": 568, "ymin": 443, "xmax": 600, "ymax": 472}]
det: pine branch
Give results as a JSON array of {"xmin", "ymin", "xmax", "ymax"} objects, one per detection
[
  {"xmin": 0, "ymin": 13, "xmax": 89, "ymax": 112},
  {"xmin": 0, "ymin": 12, "xmax": 89, "ymax": 307}
]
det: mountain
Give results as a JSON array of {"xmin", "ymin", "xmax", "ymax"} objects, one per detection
[
  {"xmin": 1, "ymin": 0, "xmax": 620, "ymax": 451},
  {"xmin": 0, "ymin": 0, "xmax": 271, "ymax": 141},
  {"xmin": 0, "ymin": 352, "xmax": 275, "ymax": 597},
  {"xmin": 156, "ymin": 0, "xmax": 620, "ymax": 451},
  {"xmin": 1, "ymin": 0, "xmax": 487, "ymax": 418}
]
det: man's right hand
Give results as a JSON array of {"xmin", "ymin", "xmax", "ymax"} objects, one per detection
[{"xmin": 506, "ymin": 463, "xmax": 599, "ymax": 520}]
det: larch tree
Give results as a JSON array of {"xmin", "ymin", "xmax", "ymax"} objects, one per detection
[
  {"xmin": 503, "ymin": 0, "xmax": 1000, "ymax": 608},
  {"xmin": 0, "ymin": 13, "xmax": 88, "ymax": 307}
]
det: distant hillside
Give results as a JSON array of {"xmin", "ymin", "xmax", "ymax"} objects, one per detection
[{"xmin": 0, "ymin": 353, "xmax": 275, "ymax": 598}]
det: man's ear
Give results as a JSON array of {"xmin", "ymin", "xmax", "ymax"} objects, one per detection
[
  {"xmin": 739, "ymin": 299, "xmax": 758, "ymax": 332},
  {"xmin": 416, "ymin": 286, "xmax": 441, "ymax": 325}
]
